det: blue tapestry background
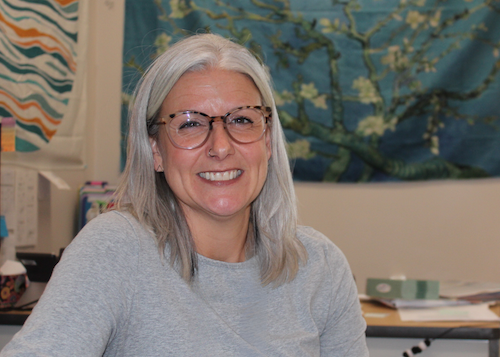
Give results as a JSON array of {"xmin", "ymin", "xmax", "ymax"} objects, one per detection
[{"xmin": 121, "ymin": 0, "xmax": 500, "ymax": 182}]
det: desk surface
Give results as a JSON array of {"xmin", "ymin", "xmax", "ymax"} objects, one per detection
[
  {"xmin": 2, "ymin": 300, "xmax": 500, "ymax": 332},
  {"xmin": 0, "ymin": 310, "xmax": 29, "ymax": 326},
  {"xmin": 0, "ymin": 282, "xmax": 46, "ymax": 326},
  {"xmin": 363, "ymin": 300, "xmax": 500, "ymax": 341}
]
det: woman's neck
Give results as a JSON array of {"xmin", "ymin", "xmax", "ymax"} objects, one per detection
[{"xmin": 183, "ymin": 207, "xmax": 251, "ymax": 263}]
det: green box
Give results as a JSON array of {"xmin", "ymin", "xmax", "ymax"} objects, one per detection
[{"xmin": 366, "ymin": 278, "xmax": 440, "ymax": 300}]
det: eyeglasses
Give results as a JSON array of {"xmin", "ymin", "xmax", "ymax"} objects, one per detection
[{"xmin": 158, "ymin": 105, "xmax": 271, "ymax": 149}]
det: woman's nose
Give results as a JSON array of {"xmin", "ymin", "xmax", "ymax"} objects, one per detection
[{"xmin": 207, "ymin": 121, "xmax": 234, "ymax": 159}]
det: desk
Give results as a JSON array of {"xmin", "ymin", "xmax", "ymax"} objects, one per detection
[
  {"xmin": 0, "ymin": 311, "xmax": 29, "ymax": 326},
  {"xmin": 0, "ymin": 282, "xmax": 44, "ymax": 349},
  {"xmin": 0, "ymin": 282, "xmax": 45, "ymax": 326},
  {"xmin": 363, "ymin": 301, "xmax": 500, "ymax": 357},
  {"xmin": 0, "ymin": 311, "xmax": 28, "ymax": 350},
  {"xmin": 1, "ymin": 301, "xmax": 499, "ymax": 354}
]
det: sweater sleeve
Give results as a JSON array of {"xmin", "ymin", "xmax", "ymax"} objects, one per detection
[
  {"xmin": 0, "ymin": 212, "xmax": 141, "ymax": 357},
  {"xmin": 320, "ymin": 239, "xmax": 368, "ymax": 357}
]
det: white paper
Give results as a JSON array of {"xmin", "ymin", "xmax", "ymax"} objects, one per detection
[
  {"xmin": 0, "ymin": 260, "xmax": 27, "ymax": 276},
  {"xmin": 379, "ymin": 298, "xmax": 472, "ymax": 309},
  {"xmin": 398, "ymin": 303, "xmax": 500, "ymax": 322},
  {"xmin": 38, "ymin": 171, "xmax": 71, "ymax": 190},
  {"xmin": 440, "ymin": 280, "xmax": 500, "ymax": 298}
]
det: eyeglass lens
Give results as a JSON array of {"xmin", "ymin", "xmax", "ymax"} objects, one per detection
[{"xmin": 167, "ymin": 107, "xmax": 266, "ymax": 149}]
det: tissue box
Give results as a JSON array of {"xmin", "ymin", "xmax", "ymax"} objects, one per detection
[
  {"xmin": 0, "ymin": 274, "xmax": 29, "ymax": 308},
  {"xmin": 366, "ymin": 278, "xmax": 440, "ymax": 300}
]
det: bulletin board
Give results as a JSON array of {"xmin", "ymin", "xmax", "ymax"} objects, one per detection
[{"xmin": 122, "ymin": 0, "xmax": 500, "ymax": 182}]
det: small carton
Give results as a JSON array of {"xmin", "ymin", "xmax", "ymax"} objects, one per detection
[{"xmin": 366, "ymin": 278, "xmax": 440, "ymax": 300}]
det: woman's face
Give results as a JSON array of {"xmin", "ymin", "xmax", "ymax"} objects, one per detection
[{"xmin": 151, "ymin": 68, "xmax": 271, "ymax": 222}]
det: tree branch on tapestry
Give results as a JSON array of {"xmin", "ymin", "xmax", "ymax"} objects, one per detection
[{"xmin": 127, "ymin": 0, "xmax": 500, "ymax": 181}]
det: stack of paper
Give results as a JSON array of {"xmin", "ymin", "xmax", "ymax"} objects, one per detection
[
  {"xmin": 439, "ymin": 281, "xmax": 500, "ymax": 302},
  {"xmin": 398, "ymin": 302, "xmax": 499, "ymax": 322},
  {"xmin": 364, "ymin": 280, "xmax": 500, "ymax": 322}
]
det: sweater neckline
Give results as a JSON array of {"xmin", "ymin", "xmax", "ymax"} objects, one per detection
[{"xmin": 197, "ymin": 253, "xmax": 258, "ymax": 270}]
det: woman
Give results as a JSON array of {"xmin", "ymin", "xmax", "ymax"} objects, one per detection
[{"xmin": 1, "ymin": 34, "xmax": 367, "ymax": 356}]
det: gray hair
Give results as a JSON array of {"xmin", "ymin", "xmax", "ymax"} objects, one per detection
[{"xmin": 114, "ymin": 33, "xmax": 307, "ymax": 285}]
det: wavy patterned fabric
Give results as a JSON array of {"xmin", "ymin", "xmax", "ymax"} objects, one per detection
[{"xmin": 0, "ymin": 0, "xmax": 87, "ymax": 169}]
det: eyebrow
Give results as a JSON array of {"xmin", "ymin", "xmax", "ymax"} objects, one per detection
[{"xmin": 166, "ymin": 106, "xmax": 272, "ymax": 119}]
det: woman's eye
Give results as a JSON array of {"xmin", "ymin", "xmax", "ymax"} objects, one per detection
[
  {"xmin": 178, "ymin": 121, "xmax": 200, "ymax": 129},
  {"xmin": 177, "ymin": 118, "xmax": 209, "ymax": 131},
  {"xmin": 230, "ymin": 116, "xmax": 253, "ymax": 125}
]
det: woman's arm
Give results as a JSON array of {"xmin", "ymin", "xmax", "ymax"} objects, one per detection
[
  {"xmin": 0, "ymin": 212, "xmax": 140, "ymax": 356},
  {"xmin": 320, "ymin": 243, "xmax": 368, "ymax": 356}
]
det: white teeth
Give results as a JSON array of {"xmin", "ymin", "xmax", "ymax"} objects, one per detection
[{"xmin": 199, "ymin": 170, "xmax": 242, "ymax": 181}]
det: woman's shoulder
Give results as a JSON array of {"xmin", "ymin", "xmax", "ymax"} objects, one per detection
[
  {"xmin": 82, "ymin": 210, "xmax": 141, "ymax": 229},
  {"xmin": 296, "ymin": 225, "xmax": 349, "ymax": 268},
  {"xmin": 81, "ymin": 210, "xmax": 147, "ymax": 233},
  {"xmin": 296, "ymin": 225, "xmax": 339, "ymax": 251},
  {"xmin": 59, "ymin": 211, "xmax": 158, "ymax": 278},
  {"xmin": 72, "ymin": 210, "xmax": 153, "ymax": 249}
]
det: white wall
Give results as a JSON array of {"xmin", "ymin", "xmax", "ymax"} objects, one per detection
[
  {"xmin": 295, "ymin": 180, "xmax": 500, "ymax": 293},
  {"xmin": 40, "ymin": 0, "xmax": 500, "ymax": 293},
  {"xmin": 20, "ymin": 0, "xmax": 124, "ymax": 255}
]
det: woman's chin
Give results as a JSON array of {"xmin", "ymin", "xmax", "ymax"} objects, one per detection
[{"xmin": 202, "ymin": 200, "xmax": 251, "ymax": 219}]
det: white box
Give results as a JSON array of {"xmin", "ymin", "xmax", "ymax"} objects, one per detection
[{"xmin": 1, "ymin": 166, "xmax": 38, "ymax": 247}]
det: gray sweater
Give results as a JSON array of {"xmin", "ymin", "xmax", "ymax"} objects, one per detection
[{"xmin": 1, "ymin": 211, "xmax": 368, "ymax": 356}]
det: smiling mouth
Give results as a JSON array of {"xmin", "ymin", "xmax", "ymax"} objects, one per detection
[{"xmin": 198, "ymin": 170, "xmax": 242, "ymax": 182}]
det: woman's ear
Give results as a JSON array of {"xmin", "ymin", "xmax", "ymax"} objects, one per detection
[{"xmin": 149, "ymin": 137, "xmax": 164, "ymax": 172}]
